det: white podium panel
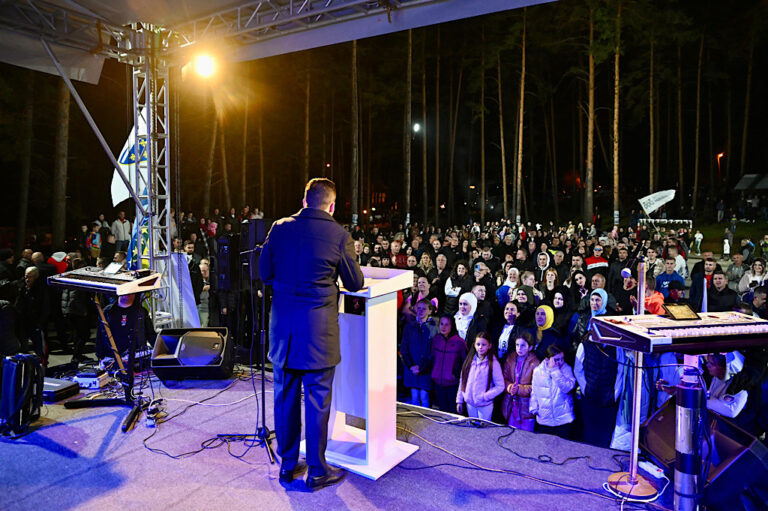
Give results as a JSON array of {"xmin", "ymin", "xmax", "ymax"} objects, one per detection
[{"xmin": 301, "ymin": 267, "xmax": 418, "ymax": 480}]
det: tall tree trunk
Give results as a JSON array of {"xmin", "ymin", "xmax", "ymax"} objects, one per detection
[
  {"xmin": 303, "ymin": 65, "xmax": 310, "ymax": 184},
  {"xmin": 330, "ymin": 93, "xmax": 335, "ymax": 180},
  {"xmin": 404, "ymin": 30, "xmax": 413, "ymax": 225},
  {"xmin": 578, "ymin": 81, "xmax": 584, "ymax": 184},
  {"xmin": 649, "ymin": 37, "xmax": 655, "ymax": 192},
  {"xmin": 512, "ymin": 98, "xmax": 520, "ymax": 216},
  {"xmin": 550, "ymin": 99, "xmax": 560, "ymax": 221},
  {"xmin": 351, "ymin": 40, "xmax": 360, "ymax": 224},
  {"xmin": 52, "ymin": 79, "xmax": 70, "ymax": 249},
  {"xmin": 740, "ymin": 29, "xmax": 754, "ymax": 176},
  {"xmin": 725, "ymin": 81, "xmax": 732, "ymax": 183},
  {"xmin": 321, "ymin": 99, "xmax": 327, "ymax": 175},
  {"xmin": 241, "ymin": 97, "xmax": 248, "ymax": 207},
  {"xmin": 15, "ymin": 71, "xmax": 34, "ymax": 255},
  {"xmin": 434, "ymin": 27, "xmax": 441, "ymax": 227},
  {"xmin": 612, "ymin": 1, "xmax": 621, "ymax": 226},
  {"xmin": 366, "ymin": 108, "xmax": 372, "ymax": 218},
  {"xmin": 421, "ymin": 35, "xmax": 428, "ymax": 225},
  {"xmin": 677, "ymin": 44, "xmax": 685, "ymax": 210},
  {"xmin": 515, "ymin": 11, "xmax": 526, "ymax": 224},
  {"xmin": 219, "ymin": 117, "xmax": 231, "ymax": 209},
  {"xmin": 707, "ymin": 81, "xmax": 714, "ymax": 192},
  {"xmin": 654, "ymin": 80, "xmax": 660, "ymax": 187},
  {"xmin": 497, "ymin": 52, "xmax": 508, "ymax": 221},
  {"xmin": 449, "ymin": 61, "xmax": 463, "ymax": 227},
  {"xmin": 480, "ymin": 27, "xmax": 486, "ymax": 225},
  {"xmin": 258, "ymin": 109, "xmax": 265, "ymax": 211},
  {"xmin": 584, "ymin": 10, "xmax": 595, "ymax": 224},
  {"xmin": 203, "ymin": 112, "xmax": 218, "ymax": 214},
  {"xmin": 692, "ymin": 35, "xmax": 704, "ymax": 210}
]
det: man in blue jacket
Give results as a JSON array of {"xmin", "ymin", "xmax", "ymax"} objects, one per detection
[
  {"xmin": 656, "ymin": 257, "xmax": 686, "ymax": 299},
  {"xmin": 259, "ymin": 178, "xmax": 364, "ymax": 491}
]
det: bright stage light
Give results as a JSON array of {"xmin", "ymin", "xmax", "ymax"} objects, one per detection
[
  {"xmin": 194, "ymin": 54, "xmax": 216, "ymax": 78},
  {"xmin": 413, "ymin": 123, "xmax": 421, "ymax": 133}
]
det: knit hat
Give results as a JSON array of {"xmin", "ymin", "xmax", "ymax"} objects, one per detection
[{"xmin": 51, "ymin": 251, "xmax": 67, "ymax": 263}]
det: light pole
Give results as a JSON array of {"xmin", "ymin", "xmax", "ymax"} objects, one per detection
[{"xmin": 716, "ymin": 152, "xmax": 724, "ymax": 182}]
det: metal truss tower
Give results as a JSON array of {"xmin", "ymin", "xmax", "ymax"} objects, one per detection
[{"xmin": 128, "ymin": 26, "xmax": 175, "ymax": 329}]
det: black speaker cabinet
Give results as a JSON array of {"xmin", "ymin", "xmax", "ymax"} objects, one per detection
[
  {"xmin": 216, "ymin": 234, "xmax": 240, "ymax": 291},
  {"xmin": 151, "ymin": 328, "xmax": 233, "ymax": 380},
  {"xmin": 640, "ymin": 398, "xmax": 768, "ymax": 511}
]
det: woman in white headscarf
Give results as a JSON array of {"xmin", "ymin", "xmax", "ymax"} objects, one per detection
[
  {"xmin": 454, "ymin": 292, "xmax": 477, "ymax": 341},
  {"xmin": 454, "ymin": 292, "xmax": 488, "ymax": 349}
]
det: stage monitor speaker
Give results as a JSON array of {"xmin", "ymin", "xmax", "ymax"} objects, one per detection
[
  {"xmin": 151, "ymin": 328, "xmax": 233, "ymax": 380},
  {"xmin": 216, "ymin": 234, "xmax": 240, "ymax": 291},
  {"xmin": 640, "ymin": 398, "xmax": 768, "ymax": 511}
]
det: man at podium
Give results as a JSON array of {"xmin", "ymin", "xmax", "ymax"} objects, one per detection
[{"xmin": 259, "ymin": 178, "xmax": 364, "ymax": 491}]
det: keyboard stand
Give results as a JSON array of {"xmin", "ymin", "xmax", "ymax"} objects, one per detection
[{"xmin": 64, "ymin": 293, "xmax": 145, "ymax": 432}]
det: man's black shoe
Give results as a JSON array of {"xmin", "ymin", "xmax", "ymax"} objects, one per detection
[
  {"xmin": 306, "ymin": 466, "xmax": 346, "ymax": 492},
  {"xmin": 279, "ymin": 460, "xmax": 308, "ymax": 485}
]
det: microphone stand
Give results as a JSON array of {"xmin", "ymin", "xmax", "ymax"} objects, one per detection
[{"xmin": 217, "ymin": 245, "xmax": 275, "ymax": 464}]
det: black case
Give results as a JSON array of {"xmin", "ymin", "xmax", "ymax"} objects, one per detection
[{"xmin": 0, "ymin": 354, "xmax": 44, "ymax": 437}]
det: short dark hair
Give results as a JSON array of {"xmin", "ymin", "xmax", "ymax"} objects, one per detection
[
  {"xmin": 546, "ymin": 344, "xmax": 563, "ymax": 358},
  {"xmin": 304, "ymin": 178, "xmax": 336, "ymax": 208}
]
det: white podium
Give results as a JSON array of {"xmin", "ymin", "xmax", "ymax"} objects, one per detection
[{"xmin": 301, "ymin": 266, "xmax": 417, "ymax": 480}]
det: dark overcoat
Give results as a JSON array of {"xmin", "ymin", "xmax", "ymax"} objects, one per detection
[{"xmin": 259, "ymin": 207, "xmax": 364, "ymax": 370}]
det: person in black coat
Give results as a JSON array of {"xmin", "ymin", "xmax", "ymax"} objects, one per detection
[
  {"xmin": 15, "ymin": 267, "xmax": 49, "ymax": 365},
  {"xmin": 401, "ymin": 300, "xmax": 438, "ymax": 408},
  {"xmin": 183, "ymin": 241, "xmax": 204, "ymax": 304},
  {"xmin": 258, "ymin": 178, "xmax": 364, "ymax": 490},
  {"xmin": 61, "ymin": 258, "xmax": 92, "ymax": 361},
  {"xmin": 707, "ymin": 270, "xmax": 739, "ymax": 312}
]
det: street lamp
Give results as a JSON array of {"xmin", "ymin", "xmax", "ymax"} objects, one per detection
[{"xmin": 716, "ymin": 152, "xmax": 725, "ymax": 181}]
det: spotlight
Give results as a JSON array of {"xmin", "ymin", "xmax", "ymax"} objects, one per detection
[{"xmin": 194, "ymin": 54, "xmax": 216, "ymax": 78}]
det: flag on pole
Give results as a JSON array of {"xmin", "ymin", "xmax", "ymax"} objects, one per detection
[
  {"xmin": 110, "ymin": 111, "xmax": 147, "ymax": 207},
  {"xmin": 638, "ymin": 189, "xmax": 676, "ymax": 215}
]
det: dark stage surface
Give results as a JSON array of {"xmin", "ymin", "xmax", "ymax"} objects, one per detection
[{"xmin": 1, "ymin": 367, "xmax": 674, "ymax": 511}]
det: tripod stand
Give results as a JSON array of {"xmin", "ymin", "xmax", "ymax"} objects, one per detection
[{"xmin": 217, "ymin": 246, "xmax": 275, "ymax": 464}]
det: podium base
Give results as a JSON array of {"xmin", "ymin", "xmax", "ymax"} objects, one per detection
[{"xmin": 301, "ymin": 424, "xmax": 419, "ymax": 480}]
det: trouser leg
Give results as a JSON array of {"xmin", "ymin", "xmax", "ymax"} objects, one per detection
[
  {"xmin": 72, "ymin": 316, "xmax": 90, "ymax": 358},
  {"xmin": 30, "ymin": 327, "xmax": 47, "ymax": 366},
  {"xmin": 272, "ymin": 365, "xmax": 303, "ymax": 469},
  {"xmin": 303, "ymin": 367, "xmax": 335, "ymax": 476}
]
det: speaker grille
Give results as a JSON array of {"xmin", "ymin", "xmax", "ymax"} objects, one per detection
[{"xmin": 178, "ymin": 331, "xmax": 224, "ymax": 366}]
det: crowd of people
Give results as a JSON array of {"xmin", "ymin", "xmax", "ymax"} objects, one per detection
[
  {"xmin": 1, "ymin": 206, "xmax": 768, "ymax": 451},
  {"xmin": 378, "ymin": 219, "xmax": 768, "ymax": 448}
]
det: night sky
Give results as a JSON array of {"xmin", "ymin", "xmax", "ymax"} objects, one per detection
[{"xmin": 0, "ymin": 0, "xmax": 766, "ymax": 245}]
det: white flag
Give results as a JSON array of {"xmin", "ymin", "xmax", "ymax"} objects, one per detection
[
  {"xmin": 638, "ymin": 189, "xmax": 676, "ymax": 215},
  {"xmin": 110, "ymin": 111, "xmax": 147, "ymax": 206}
]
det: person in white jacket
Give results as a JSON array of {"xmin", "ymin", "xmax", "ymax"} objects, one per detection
[
  {"xmin": 529, "ymin": 345, "xmax": 576, "ymax": 439},
  {"xmin": 738, "ymin": 258, "xmax": 766, "ymax": 295}
]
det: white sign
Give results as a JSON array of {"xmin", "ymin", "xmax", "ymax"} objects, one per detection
[{"xmin": 638, "ymin": 189, "xmax": 676, "ymax": 215}]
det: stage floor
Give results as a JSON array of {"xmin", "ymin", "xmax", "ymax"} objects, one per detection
[{"xmin": 1, "ymin": 366, "xmax": 674, "ymax": 511}]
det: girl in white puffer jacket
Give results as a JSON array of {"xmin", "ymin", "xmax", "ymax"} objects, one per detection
[{"xmin": 529, "ymin": 345, "xmax": 576, "ymax": 439}]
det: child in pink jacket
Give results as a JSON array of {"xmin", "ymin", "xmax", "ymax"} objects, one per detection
[{"xmin": 456, "ymin": 332, "xmax": 505, "ymax": 420}]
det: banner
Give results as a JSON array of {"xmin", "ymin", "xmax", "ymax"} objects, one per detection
[
  {"xmin": 110, "ymin": 110, "xmax": 147, "ymax": 207},
  {"xmin": 638, "ymin": 189, "xmax": 676, "ymax": 215}
]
